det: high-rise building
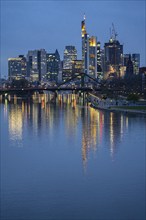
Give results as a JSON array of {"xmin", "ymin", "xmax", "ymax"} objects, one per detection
[
  {"xmin": 104, "ymin": 25, "xmax": 123, "ymax": 78},
  {"xmin": 46, "ymin": 49, "xmax": 60, "ymax": 82},
  {"xmin": 27, "ymin": 49, "xmax": 47, "ymax": 82},
  {"xmin": 58, "ymin": 61, "xmax": 63, "ymax": 83},
  {"xmin": 123, "ymin": 54, "xmax": 129, "ymax": 67},
  {"xmin": 63, "ymin": 46, "xmax": 77, "ymax": 69},
  {"xmin": 81, "ymin": 15, "xmax": 89, "ymax": 77},
  {"xmin": 82, "ymin": 16, "xmax": 99, "ymax": 80},
  {"xmin": 62, "ymin": 46, "xmax": 77, "ymax": 82},
  {"xmin": 139, "ymin": 67, "xmax": 146, "ymax": 93},
  {"xmin": 72, "ymin": 60, "xmax": 83, "ymax": 79},
  {"xmin": 62, "ymin": 69, "xmax": 73, "ymax": 82},
  {"xmin": 132, "ymin": 53, "xmax": 140, "ymax": 75},
  {"xmin": 124, "ymin": 53, "xmax": 140, "ymax": 76},
  {"xmin": 8, "ymin": 55, "xmax": 27, "ymax": 80},
  {"xmin": 97, "ymin": 41, "xmax": 103, "ymax": 79},
  {"xmin": 89, "ymin": 36, "xmax": 97, "ymax": 79},
  {"xmin": 125, "ymin": 54, "xmax": 134, "ymax": 78}
]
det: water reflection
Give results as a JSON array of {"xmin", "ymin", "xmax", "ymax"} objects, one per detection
[
  {"xmin": 9, "ymin": 105, "xmax": 23, "ymax": 145},
  {"xmin": 2, "ymin": 93, "xmax": 146, "ymax": 165}
]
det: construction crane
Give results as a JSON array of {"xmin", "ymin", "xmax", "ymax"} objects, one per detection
[{"xmin": 111, "ymin": 23, "xmax": 118, "ymax": 41}]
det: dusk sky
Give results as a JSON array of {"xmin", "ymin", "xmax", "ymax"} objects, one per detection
[{"xmin": 1, "ymin": 0, "xmax": 146, "ymax": 77}]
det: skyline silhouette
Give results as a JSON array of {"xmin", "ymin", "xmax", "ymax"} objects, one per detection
[{"xmin": 1, "ymin": 0, "xmax": 145, "ymax": 77}]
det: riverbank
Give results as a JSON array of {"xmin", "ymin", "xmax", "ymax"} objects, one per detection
[
  {"xmin": 110, "ymin": 106, "xmax": 146, "ymax": 114},
  {"xmin": 90, "ymin": 103, "xmax": 146, "ymax": 114},
  {"xmin": 89, "ymin": 93, "xmax": 146, "ymax": 114}
]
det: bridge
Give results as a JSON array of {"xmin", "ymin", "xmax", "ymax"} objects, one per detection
[
  {"xmin": 0, "ymin": 72, "xmax": 101, "ymax": 95},
  {"xmin": 0, "ymin": 86, "xmax": 94, "ymax": 93}
]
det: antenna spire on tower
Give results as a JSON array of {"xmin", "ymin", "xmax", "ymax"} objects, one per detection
[{"xmin": 84, "ymin": 13, "xmax": 86, "ymax": 21}]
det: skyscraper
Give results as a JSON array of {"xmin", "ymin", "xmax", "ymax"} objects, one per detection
[
  {"xmin": 8, "ymin": 55, "xmax": 27, "ymax": 80},
  {"xmin": 63, "ymin": 46, "xmax": 77, "ymax": 70},
  {"xmin": 123, "ymin": 54, "xmax": 129, "ymax": 67},
  {"xmin": 125, "ymin": 54, "xmax": 134, "ymax": 78},
  {"xmin": 27, "ymin": 49, "xmax": 47, "ymax": 82},
  {"xmin": 72, "ymin": 60, "xmax": 83, "ymax": 79},
  {"xmin": 81, "ymin": 15, "xmax": 89, "ymax": 77},
  {"xmin": 81, "ymin": 16, "xmax": 99, "ymax": 80},
  {"xmin": 89, "ymin": 36, "xmax": 97, "ymax": 78},
  {"xmin": 104, "ymin": 25, "xmax": 123, "ymax": 78},
  {"xmin": 97, "ymin": 42, "xmax": 103, "ymax": 79},
  {"xmin": 124, "ymin": 53, "xmax": 140, "ymax": 76},
  {"xmin": 132, "ymin": 53, "xmax": 140, "ymax": 75},
  {"xmin": 46, "ymin": 49, "xmax": 60, "ymax": 82}
]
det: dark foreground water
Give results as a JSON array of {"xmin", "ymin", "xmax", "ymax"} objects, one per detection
[{"xmin": 0, "ymin": 94, "xmax": 146, "ymax": 220}]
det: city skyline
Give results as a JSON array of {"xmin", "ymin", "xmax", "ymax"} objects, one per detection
[{"xmin": 1, "ymin": 0, "xmax": 145, "ymax": 77}]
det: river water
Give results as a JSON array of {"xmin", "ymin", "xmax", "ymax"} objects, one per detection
[{"xmin": 0, "ymin": 93, "xmax": 146, "ymax": 220}]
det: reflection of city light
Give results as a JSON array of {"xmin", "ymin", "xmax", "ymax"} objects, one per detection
[
  {"xmin": 41, "ymin": 99, "xmax": 45, "ymax": 109},
  {"xmin": 4, "ymin": 99, "xmax": 8, "ymax": 118},
  {"xmin": 14, "ymin": 95, "xmax": 17, "ymax": 104},
  {"xmin": 28, "ymin": 104, "xmax": 30, "ymax": 116},
  {"xmin": 32, "ymin": 105, "xmax": 39, "ymax": 132},
  {"xmin": 81, "ymin": 107, "xmax": 101, "ymax": 167},
  {"xmin": 120, "ymin": 115, "xmax": 124, "ymax": 139},
  {"xmin": 110, "ymin": 112, "xmax": 114, "ymax": 155},
  {"xmin": 82, "ymin": 135, "xmax": 87, "ymax": 163},
  {"xmin": 9, "ymin": 107, "xmax": 22, "ymax": 144},
  {"xmin": 126, "ymin": 117, "xmax": 128, "ymax": 129},
  {"xmin": 99, "ymin": 112, "xmax": 104, "ymax": 142},
  {"xmin": 8, "ymin": 95, "xmax": 11, "ymax": 102},
  {"xmin": 90, "ymin": 108, "xmax": 97, "ymax": 150},
  {"xmin": 22, "ymin": 101, "xmax": 25, "ymax": 113}
]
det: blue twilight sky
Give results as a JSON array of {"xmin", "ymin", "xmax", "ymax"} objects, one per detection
[{"xmin": 1, "ymin": 0, "xmax": 146, "ymax": 77}]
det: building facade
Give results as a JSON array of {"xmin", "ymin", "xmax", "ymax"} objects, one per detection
[
  {"xmin": 72, "ymin": 60, "xmax": 83, "ymax": 79},
  {"xmin": 97, "ymin": 41, "xmax": 103, "ymax": 79},
  {"xmin": 125, "ymin": 54, "xmax": 134, "ymax": 78},
  {"xmin": 8, "ymin": 55, "xmax": 27, "ymax": 80},
  {"xmin": 124, "ymin": 53, "xmax": 140, "ymax": 76},
  {"xmin": 89, "ymin": 36, "xmax": 97, "ymax": 79},
  {"xmin": 27, "ymin": 49, "xmax": 47, "ymax": 82},
  {"xmin": 81, "ymin": 15, "xmax": 89, "ymax": 78},
  {"xmin": 132, "ymin": 54, "xmax": 140, "ymax": 75},
  {"xmin": 46, "ymin": 49, "xmax": 60, "ymax": 82},
  {"xmin": 63, "ymin": 46, "xmax": 77, "ymax": 70},
  {"xmin": 104, "ymin": 29, "xmax": 123, "ymax": 78}
]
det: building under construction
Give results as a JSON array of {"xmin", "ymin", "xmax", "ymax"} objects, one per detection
[{"xmin": 103, "ymin": 24, "xmax": 123, "ymax": 79}]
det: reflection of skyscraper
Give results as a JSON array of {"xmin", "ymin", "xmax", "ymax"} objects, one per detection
[
  {"xmin": 104, "ymin": 112, "xmax": 127, "ymax": 158},
  {"xmin": 81, "ymin": 107, "xmax": 100, "ymax": 168},
  {"xmin": 9, "ymin": 105, "xmax": 23, "ymax": 146}
]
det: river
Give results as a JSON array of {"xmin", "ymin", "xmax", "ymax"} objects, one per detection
[{"xmin": 0, "ymin": 93, "xmax": 145, "ymax": 220}]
